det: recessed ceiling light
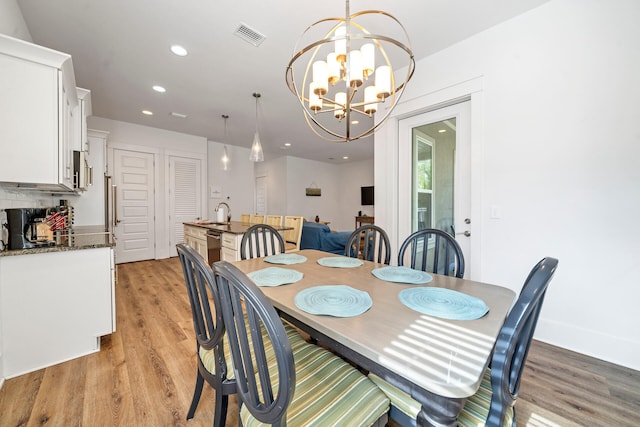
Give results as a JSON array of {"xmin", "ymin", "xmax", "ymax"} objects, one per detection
[
  {"xmin": 152, "ymin": 85, "xmax": 166, "ymax": 93},
  {"xmin": 438, "ymin": 129, "xmax": 446, "ymax": 133},
  {"xmin": 171, "ymin": 112, "xmax": 188, "ymax": 118},
  {"xmin": 142, "ymin": 110, "xmax": 153, "ymax": 115},
  {"xmin": 170, "ymin": 45, "xmax": 188, "ymax": 56},
  {"xmin": 351, "ymin": 120, "xmax": 359, "ymax": 125},
  {"xmin": 284, "ymin": 143, "xmax": 291, "ymax": 147},
  {"xmin": 343, "ymin": 156, "xmax": 349, "ymax": 160}
]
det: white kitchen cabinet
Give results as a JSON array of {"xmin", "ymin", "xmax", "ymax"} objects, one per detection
[
  {"xmin": 221, "ymin": 232, "xmax": 243, "ymax": 261},
  {"xmin": 0, "ymin": 34, "xmax": 78, "ymax": 191},
  {"xmin": 0, "ymin": 247, "xmax": 115, "ymax": 378},
  {"xmin": 75, "ymin": 88, "xmax": 92, "ymax": 153},
  {"xmin": 183, "ymin": 224, "xmax": 209, "ymax": 264}
]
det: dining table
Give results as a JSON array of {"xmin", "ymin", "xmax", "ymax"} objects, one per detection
[{"xmin": 230, "ymin": 249, "xmax": 516, "ymax": 427}]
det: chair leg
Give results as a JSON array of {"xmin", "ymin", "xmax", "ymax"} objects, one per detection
[
  {"xmin": 213, "ymin": 391, "xmax": 229, "ymax": 427},
  {"xmin": 186, "ymin": 370, "xmax": 205, "ymax": 420}
]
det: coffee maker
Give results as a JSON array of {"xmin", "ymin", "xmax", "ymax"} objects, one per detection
[{"xmin": 5, "ymin": 208, "xmax": 55, "ymax": 250}]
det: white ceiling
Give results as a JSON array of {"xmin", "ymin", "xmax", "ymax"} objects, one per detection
[{"xmin": 17, "ymin": 0, "xmax": 549, "ymax": 163}]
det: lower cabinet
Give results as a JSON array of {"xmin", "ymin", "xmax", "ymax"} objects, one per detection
[
  {"xmin": 183, "ymin": 224, "xmax": 209, "ymax": 264},
  {"xmin": 221, "ymin": 232, "xmax": 243, "ymax": 261},
  {"xmin": 0, "ymin": 247, "xmax": 115, "ymax": 378}
]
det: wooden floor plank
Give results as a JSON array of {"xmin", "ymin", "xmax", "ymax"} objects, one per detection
[{"xmin": 0, "ymin": 257, "xmax": 638, "ymax": 426}]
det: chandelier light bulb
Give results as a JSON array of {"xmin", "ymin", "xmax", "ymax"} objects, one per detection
[
  {"xmin": 375, "ymin": 65, "xmax": 391, "ymax": 99},
  {"xmin": 312, "ymin": 61, "xmax": 328, "ymax": 95},
  {"xmin": 361, "ymin": 43, "xmax": 375, "ymax": 79},
  {"xmin": 347, "ymin": 50, "xmax": 363, "ymax": 88}
]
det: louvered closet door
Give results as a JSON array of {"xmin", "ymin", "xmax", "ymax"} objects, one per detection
[{"xmin": 169, "ymin": 156, "xmax": 202, "ymax": 257}]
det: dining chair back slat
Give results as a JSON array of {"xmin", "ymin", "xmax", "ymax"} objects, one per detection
[
  {"xmin": 283, "ymin": 215, "xmax": 303, "ymax": 253},
  {"xmin": 240, "ymin": 214, "xmax": 251, "ymax": 224},
  {"xmin": 345, "ymin": 224, "xmax": 391, "ymax": 264},
  {"xmin": 398, "ymin": 228, "xmax": 465, "ymax": 278},
  {"xmin": 240, "ymin": 224, "xmax": 285, "ymax": 260},
  {"xmin": 266, "ymin": 215, "xmax": 283, "ymax": 228},
  {"xmin": 250, "ymin": 214, "xmax": 266, "ymax": 224}
]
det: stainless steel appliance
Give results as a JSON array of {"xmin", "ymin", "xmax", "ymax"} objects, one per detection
[
  {"xmin": 206, "ymin": 230, "xmax": 222, "ymax": 263},
  {"xmin": 104, "ymin": 175, "xmax": 117, "ymax": 234}
]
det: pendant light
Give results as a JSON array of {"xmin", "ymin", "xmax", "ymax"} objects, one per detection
[
  {"xmin": 249, "ymin": 92, "xmax": 264, "ymax": 162},
  {"xmin": 221, "ymin": 114, "xmax": 230, "ymax": 171}
]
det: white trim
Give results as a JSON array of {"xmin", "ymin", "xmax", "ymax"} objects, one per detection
[{"xmin": 377, "ymin": 76, "xmax": 484, "ymax": 277}]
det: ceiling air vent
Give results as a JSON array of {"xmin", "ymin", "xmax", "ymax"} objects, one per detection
[{"xmin": 234, "ymin": 23, "xmax": 266, "ymax": 47}]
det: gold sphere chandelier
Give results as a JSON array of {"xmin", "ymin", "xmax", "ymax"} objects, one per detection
[{"xmin": 286, "ymin": 0, "xmax": 415, "ymax": 142}]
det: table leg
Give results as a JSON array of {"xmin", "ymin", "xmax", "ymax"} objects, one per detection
[{"xmin": 413, "ymin": 389, "xmax": 464, "ymax": 427}]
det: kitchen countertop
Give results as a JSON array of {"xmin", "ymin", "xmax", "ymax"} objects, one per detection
[
  {"xmin": 184, "ymin": 220, "xmax": 274, "ymax": 235},
  {"xmin": 0, "ymin": 225, "xmax": 115, "ymax": 257}
]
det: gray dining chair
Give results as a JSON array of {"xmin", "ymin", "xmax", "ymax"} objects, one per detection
[
  {"xmin": 212, "ymin": 261, "xmax": 391, "ymax": 427},
  {"xmin": 345, "ymin": 224, "xmax": 391, "ymax": 264},
  {"xmin": 370, "ymin": 257, "xmax": 559, "ymax": 427},
  {"xmin": 240, "ymin": 223, "xmax": 285, "ymax": 260},
  {"xmin": 398, "ymin": 228, "xmax": 465, "ymax": 278},
  {"xmin": 176, "ymin": 243, "xmax": 235, "ymax": 427}
]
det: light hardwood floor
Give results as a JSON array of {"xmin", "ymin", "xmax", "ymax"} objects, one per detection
[{"xmin": 0, "ymin": 258, "xmax": 638, "ymax": 426}]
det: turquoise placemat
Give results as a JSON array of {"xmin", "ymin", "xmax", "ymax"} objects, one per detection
[
  {"xmin": 247, "ymin": 267, "xmax": 303, "ymax": 287},
  {"xmin": 263, "ymin": 253, "xmax": 307, "ymax": 265},
  {"xmin": 398, "ymin": 287, "xmax": 489, "ymax": 320},
  {"xmin": 294, "ymin": 285, "xmax": 372, "ymax": 317},
  {"xmin": 372, "ymin": 266, "xmax": 433, "ymax": 284}
]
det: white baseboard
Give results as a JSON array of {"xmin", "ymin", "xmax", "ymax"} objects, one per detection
[{"xmin": 535, "ymin": 318, "xmax": 640, "ymax": 371}]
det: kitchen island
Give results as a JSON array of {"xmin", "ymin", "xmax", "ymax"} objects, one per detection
[
  {"xmin": 183, "ymin": 220, "xmax": 289, "ymax": 263},
  {"xmin": 0, "ymin": 226, "xmax": 116, "ymax": 378}
]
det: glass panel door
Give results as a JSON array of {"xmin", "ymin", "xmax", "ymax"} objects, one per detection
[{"xmin": 398, "ymin": 101, "xmax": 471, "ymax": 275}]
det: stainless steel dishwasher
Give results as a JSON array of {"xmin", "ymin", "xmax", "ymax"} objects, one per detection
[{"xmin": 206, "ymin": 230, "xmax": 222, "ymax": 263}]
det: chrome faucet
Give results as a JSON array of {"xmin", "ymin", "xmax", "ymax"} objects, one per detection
[{"xmin": 215, "ymin": 202, "xmax": 231, "ymax": 223}]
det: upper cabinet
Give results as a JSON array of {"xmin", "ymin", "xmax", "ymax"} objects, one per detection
[{"xmin": 0, "ymin": 34, "xmax": 85, "ymax": 192}]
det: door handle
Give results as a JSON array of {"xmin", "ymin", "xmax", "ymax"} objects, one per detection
[{"xmin": 113, "ymin": 184, "xmax": 120, "ymax": 226}]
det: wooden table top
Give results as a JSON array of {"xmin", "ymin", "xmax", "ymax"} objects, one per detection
[{"xmin": 231, "ymin": 249, "xmax": 516, "ymax": 399}]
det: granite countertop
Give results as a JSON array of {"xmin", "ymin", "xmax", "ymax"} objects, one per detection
[
  {"xmin": 184, "ymin": 220, "xmax": 292, "ymax": 235},
  {"xmin": 184, "ymin": 220, "xmax": 256, "ymax": 235},
  {"xmin": 0, "ymin": 225, "xmax": 115, "ymax": 257}
]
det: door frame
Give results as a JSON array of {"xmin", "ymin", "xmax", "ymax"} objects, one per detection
[
  {"xmin": 376, "ymin": 76, "xmax": 484, "ymax": 278},
  {"xmin": 107, "ymin": 142, "xmax": 161, "ymax": 262},
  {"xmin": 165, "ymin": 150, "xmax": 207, "ymax": 257}
]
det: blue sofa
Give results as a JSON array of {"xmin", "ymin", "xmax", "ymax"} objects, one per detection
[{"xmin": 300, "ymin": 222, "xmax": 352, "ymax": 255}]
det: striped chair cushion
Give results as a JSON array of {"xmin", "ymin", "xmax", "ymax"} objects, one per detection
[
  {"xmin": 369, "ymin": 369, "xmax": 514, "ymax": 427},
  {"xmin": 458, "ymin": 369, "xmax": 514, "ymax": 427},
  {"xmin": 241, "ymin": 341, "xmax": 390, "ymax": 427},
  {"xmin": 199, "ymin": 320, "xmax": 305, "ymax": 381}
]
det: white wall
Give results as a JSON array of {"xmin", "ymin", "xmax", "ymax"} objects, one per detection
[
  {"xmin": 207, "ymin": 141, "xmax": 255, "ymax": 220},
  {"xmin": 255, "ymin": 156, "xmax": 374, "ymax": 231},
  {"xmin": 0, "ymin": 0, "xmax": 31, "ymax": 41},
  {"xmin": 376, "ymin": 0, "xmax": 640, "ymax": 370}
]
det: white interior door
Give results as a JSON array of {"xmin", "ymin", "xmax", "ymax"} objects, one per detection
[
  {"xmin": 255, "ymin": 176, "xmax": 267, "ymax": 215},
  {"xmin": 113, "ymin": 149, "xmax": 156, "ymax": 264},
  {"xmin": 398, "ymin": 101, "xmax": 471, "ymax": 275},
  {"xmin": 169, "ymin": 155, "xmax": 202, "ymax": 257}
]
